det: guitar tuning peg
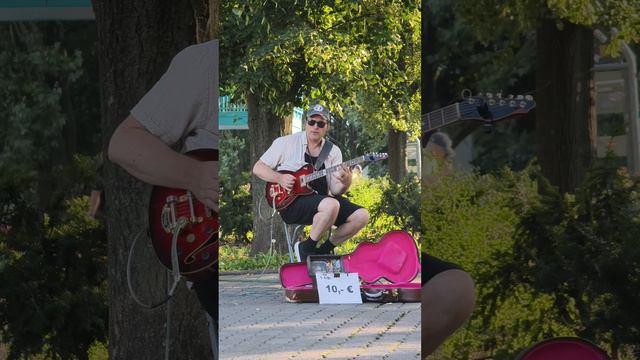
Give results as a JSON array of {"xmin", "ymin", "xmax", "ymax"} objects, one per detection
[
  {"xmin": 525, "ymin": 95, "xmax": 533, "ymax": 101},
  {"xmin": 486, "ymin": 93, "xmax": 493, "ymax": 99},
  {"xmin": 516, "ymin": 95, "xmax": 524, "ymax": 100},
  {"xmin": 496, "ymin": 92, "xmax": 502, "ymax": 98},
  {"xmin": 508, "ymin": 94, "xmax": 514, "ymax": 99}
]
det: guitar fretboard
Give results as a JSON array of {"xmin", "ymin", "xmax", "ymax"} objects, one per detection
[
  {"xmin": 422, "ymin": 103, "xmax": 461, "ymax": 133},
  {"xmin": 304, "ymin": 156, "xmax": 368, "ymax": 182}
]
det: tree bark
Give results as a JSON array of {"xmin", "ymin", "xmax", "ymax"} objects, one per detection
[
  {"xmin": 388, "ymin": 129, "xmax": 408, "ymax": 182},
  {"xmin": 93, "ymin": 1, "xmax": 212, "ymax": 358},
  {"xmin": 536, "ymin": 19, "xmax": 596, "ymax": 193},
  {"xmin": 246, "ymin": 91, "xmax": 291, "ymax": 255}
]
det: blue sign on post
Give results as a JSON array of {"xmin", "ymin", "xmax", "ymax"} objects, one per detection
[
  {"xmin": 0, "ymin": 0, "xmax": 94, "ymax": 21},
  {"xmin": 219, "ymin": 95, "xmax": 248, "ymax": 130}
]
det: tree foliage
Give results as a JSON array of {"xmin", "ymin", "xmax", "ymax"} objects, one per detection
[
  {"xmin": 221, "ymin": 0, "xmax": 420, "ymax": 136},
  {"xmin": 0, "ymin": 23, "xmax": 105, "ymax": 359},
  {"xmin": 456, "ymin": 0, "xmax": 640, "ymax": 54},
  {"xmin": 219, "ymin": 131, "xmax": 252, "ymax": 244}
]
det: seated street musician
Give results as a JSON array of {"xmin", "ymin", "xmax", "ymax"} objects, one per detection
[{"xmin": 252, "ymin": 103, "xmax": 369, "ymax": 262}]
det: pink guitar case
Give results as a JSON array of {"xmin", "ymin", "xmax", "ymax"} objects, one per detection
[
  {"xmin": 516, "ymin": 337, "xmax": 610, "ymax": 360},
  {"xmin": 279, "ymin": 230, "xmax": 422, "ymax": 303}
]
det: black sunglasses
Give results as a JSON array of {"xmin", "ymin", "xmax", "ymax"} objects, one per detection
[{"xmin": 307, "ymin": 119, "xmax": 327, "ymax": 128}]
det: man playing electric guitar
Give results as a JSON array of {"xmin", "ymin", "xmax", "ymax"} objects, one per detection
[
  {"xmin": 253, "ymin": 104, "xmax": 369, "ymax": 262},
  {"xmin": 108, "ymin": 40, "xmax": 218, "ymax": 356}
]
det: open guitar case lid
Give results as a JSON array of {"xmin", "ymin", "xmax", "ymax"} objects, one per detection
[{"xmin": 279, "ymin": 230, "xmax": 422, "ymax": 303}]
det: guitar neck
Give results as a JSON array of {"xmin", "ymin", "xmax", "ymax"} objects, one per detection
[
  {"xmin": 422, "ymin": 103, "xmax": 461, "ymax": 133},
  {"xmin": 304, "ymin": 156, "xmax": 367, "ymax": 182}
]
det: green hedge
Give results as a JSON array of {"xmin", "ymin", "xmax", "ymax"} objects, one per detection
[
  {"xmin": 422, "ymin": 166, "xmax": 575, "ymax": 359},
  {"xmin": 423, "ymin": 163, "xmax": 640, "ymax": 359}
]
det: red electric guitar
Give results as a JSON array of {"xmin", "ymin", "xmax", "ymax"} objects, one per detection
[
  {"xmin": 148, "ymin": 149, "xmax": 218, "ymax": 282},
  {"xmin": 265, "ymin": 152, "xmax": 388, "ymax": 211}
]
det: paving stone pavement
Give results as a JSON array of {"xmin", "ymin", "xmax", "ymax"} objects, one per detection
[{"xmin": 220, "ymin": 272, "xmax": 421, "ymax": 360}]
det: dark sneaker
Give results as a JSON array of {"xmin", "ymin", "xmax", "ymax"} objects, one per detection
[{"xmin": 294, "ymin": 241, "xmax": 314, "ymax": 262}]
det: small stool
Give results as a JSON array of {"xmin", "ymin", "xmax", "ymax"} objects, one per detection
[{"xmin": 282, "ymin": 222, "xmax": 304, "ymax": 263}]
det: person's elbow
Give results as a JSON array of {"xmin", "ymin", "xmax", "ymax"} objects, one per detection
[
  {"xmin": 252, "ymin": 161, "xmax": 265, "ymax": 177},
  {"xmin": 107, "ymin": 128, "xmax": 123, "ymax": 165},
  {"xmin": 107, "ymin": 115, "xmax": 142, "ymax": 166}
]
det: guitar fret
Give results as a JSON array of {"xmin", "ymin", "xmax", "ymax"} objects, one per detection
[{"xmin": 423, "ymin": 103, "xmax": 461, "ymax": 133}]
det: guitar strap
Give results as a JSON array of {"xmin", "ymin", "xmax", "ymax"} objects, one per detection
[{"xmin": 314, "ymin": 139, "xmax": 333, "ymax": 171}]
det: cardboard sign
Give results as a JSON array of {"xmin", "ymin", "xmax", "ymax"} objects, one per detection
[{"xmin": 315, "ymin": 272, "xmax": 362, "ymax": 304}]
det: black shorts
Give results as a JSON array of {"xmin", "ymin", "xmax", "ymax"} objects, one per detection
[
  {"xmin": 422, "ymin": 253, "xmax": 462, "ymax": 285},
  {"xmin": 279, "ymin": 194, "xmax": 363, "ymax": 227}
]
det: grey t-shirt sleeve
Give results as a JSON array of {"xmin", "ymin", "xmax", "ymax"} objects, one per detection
[
  {"xmin": 130, "ymin": 40, "xmax": 219, "ymax": 151},
  {"xmin": 259, "ymin": 137, "xmax": 286, "ymax": 169}
]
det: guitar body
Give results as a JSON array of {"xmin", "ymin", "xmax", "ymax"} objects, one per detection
[
  {"xmin": 279, "ymin": 230, "xmax": 421, "ymax": 302},
  {"xmin": 264, "ymin": 164, "xmax": 316, "ymax": 210},
  {"xmin": 148, "ymin": 149, "xmax": 218, "ymax": 282}
]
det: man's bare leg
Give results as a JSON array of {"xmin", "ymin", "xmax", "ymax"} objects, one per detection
[
  {"xmin": 422, "ymin": 269, "xmax": 476, "ymax": 358},
  {"xmin": 329, "ymin": 208, "xmax": 369, "ymax": 245},
  {"xmin": 308, "ymin": 197, "xmax": 340, "ymax": 241}
]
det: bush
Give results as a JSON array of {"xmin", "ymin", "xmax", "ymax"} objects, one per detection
[
  {"xmin": 424, "ymin": 162, "xmax": 640, "ymax": 359},
  {"xmin": 219, "ymin": 245, "xmax": 289, "ymax": 272},
  {"xmin": 422, "ymin": 165, "xmax": 577, "ymax": 359},
  {"xmin": 219, "ymin": 131, "xmax": 252, "ymax": 244},
  {"xmin": 337, "ymin": 174, "xmax": 421, "ymax": 254},
  {"xmin": 0, "ymin": 167, "xmax": 106, "ymax": 360},
  {"xmin": 490, "ymin": 162, "xmax": 640, "ymax": 357}
]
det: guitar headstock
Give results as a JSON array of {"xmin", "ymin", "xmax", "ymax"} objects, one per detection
[
  {"xmin": 364, "ymin": 152, "xmax": 388, "ymax": 162},
  {"xmin": 422, "ymin": 92, "xmax": 536, "ymax": 134},
  {"xmin": 459, "ymin": 93, "xmax": 536, "ymax": 122}
]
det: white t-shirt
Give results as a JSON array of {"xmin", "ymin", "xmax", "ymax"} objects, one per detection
[
  {"xmin": 131, "ymin": 40, "xmax": 219, "ymax": 152},
  {"xmin": 260, "ymin": 131, "xmax": 342, "ymax": 172}
]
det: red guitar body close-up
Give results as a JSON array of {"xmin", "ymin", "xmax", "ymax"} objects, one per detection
[{"xmin": 148, "ymin": 149, "xmax": 218, "ymax": 282}]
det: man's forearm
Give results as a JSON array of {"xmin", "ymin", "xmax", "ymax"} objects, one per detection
[
  {"xmin": 108, "ymin": 116, "xmax": 202, "ymax": 191},
  {"xmin": 253, "ymin": 161, "xmax": 281, "ymax": 183}
]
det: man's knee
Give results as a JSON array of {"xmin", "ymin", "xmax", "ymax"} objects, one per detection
[
  {"xmin": 318, "ymin": 198, "xmax": 340, "ymax": 217},
  {"xmin": 423, "ymin": 269, "xmax": 476, "ymax": 323},
  {"xmin": 350, "ymin": 208, "xmax": 369, "ymax": 229}
]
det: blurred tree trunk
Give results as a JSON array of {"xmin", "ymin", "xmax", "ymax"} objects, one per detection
[
  {"xmin": 388, "ymin": 129, "xmax": 407, "ymax": 182},
  {"xmin": 93, "ymin": 0, "xmax": 215, "ymax": 358},
  {"xmin": 247, "ymin": 91, "xmax": 290, "ymax": 255},
  {"xmin": 536, "ymin": 19, "xmax": 596, "ymax": 193}
]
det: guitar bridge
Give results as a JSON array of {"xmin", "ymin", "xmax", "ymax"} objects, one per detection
[{"xmin": 161, "ymin": 192, "xmax": 201, "ymax": 233}]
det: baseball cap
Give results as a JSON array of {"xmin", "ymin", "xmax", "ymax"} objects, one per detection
[{"xmin": 305, "ymin": 104, "xmax": 331, "ymax": 121}]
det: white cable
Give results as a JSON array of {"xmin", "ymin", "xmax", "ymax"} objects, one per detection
[
  {"xmin": 126, "ymin": 222, "xmax": 185, "ymax": 359},
  {"xmin": 127, "ymin": 230, "xmax": 175, "ymax": 309},
  {"xmin": 165, "ymin": 271, "xmax": 172, "ymax": 360}
]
